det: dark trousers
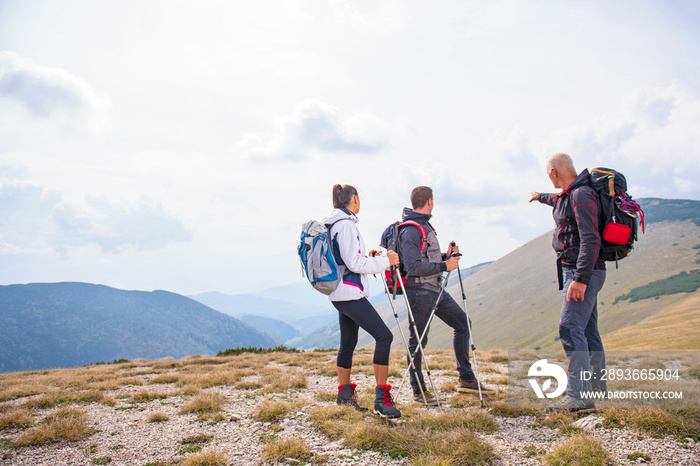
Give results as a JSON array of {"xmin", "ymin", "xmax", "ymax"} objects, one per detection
[
  {"xmin": 332, "ymin": 298, "xmax": 393, "ymax": 368},
  {"xmin": 405, "ymin": 287, "xmax": 475, "ymax": 393},
  {"xmin": 559, "ymin": 269, "xmax": 607, "ymax": 398}
]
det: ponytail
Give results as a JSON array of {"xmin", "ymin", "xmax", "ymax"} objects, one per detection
[{"xmin": 332, "ymin": 184, "xmax": 358, "ymax": 209}]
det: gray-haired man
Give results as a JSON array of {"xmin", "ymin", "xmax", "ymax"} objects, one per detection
[{"xmin": 530, "ymin": 153, "xmax": 607, "ymax": 412}]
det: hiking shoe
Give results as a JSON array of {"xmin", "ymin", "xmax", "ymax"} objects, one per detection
[
  {"xmin": 546, "ymin": 396, "xmax": 595, "ymax": 412},
  {"xmin": 413, "ymin": 389, "xmax": 439, "ymax": 406},
  {"xmin": 374, "ymin": 385, "xmax": 401, "ymax": 419},
  {"xmin": 336, "ymin": 383, "xmax": 367, "ymax": 412},
  {"xmin": 457, "ymin": 378, "xmax": 496, "ymax": 395}
]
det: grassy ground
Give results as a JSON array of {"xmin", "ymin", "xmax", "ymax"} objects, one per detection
[{"xmin": 1, "ymin": 349, "xmax": 698, "ymax": 465}]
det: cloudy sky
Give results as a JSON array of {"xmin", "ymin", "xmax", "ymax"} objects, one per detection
[{"xmin": 1, "ymin": 0, "xmax": 699, "ymax": 296}]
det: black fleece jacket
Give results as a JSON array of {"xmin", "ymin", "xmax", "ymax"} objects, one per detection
[{"xmin": 538, "ymin": 169, "xmax": 605, "ymax": 285}]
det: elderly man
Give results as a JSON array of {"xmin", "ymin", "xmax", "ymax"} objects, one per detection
[{"xmin": 530, "ymin": 153, "xmax": 607, "ymax": 411}]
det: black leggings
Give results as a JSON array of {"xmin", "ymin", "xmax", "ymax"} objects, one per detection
[{"xmin": 332, "ymin": 298, "xmax": 393, "ymax": 368}]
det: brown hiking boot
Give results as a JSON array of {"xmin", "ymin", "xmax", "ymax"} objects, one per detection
[
  {"xmin": 546, "ymin": 396, "xmax": 595, "ymax": 412},
  {"xmin": 413, "ymin": 389, "xmax": 439, "ymax": 406},
  {"xmin": 457, "ymin": 378, "xmax": 496, "ymax": 395}
]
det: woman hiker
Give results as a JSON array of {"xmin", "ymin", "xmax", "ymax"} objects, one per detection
[{"xmin": 324, "ymin": 184, "xmax": 401, "ymax": 419}]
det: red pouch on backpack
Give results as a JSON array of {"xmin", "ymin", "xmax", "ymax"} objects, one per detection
[{"xmin": 603, "ymin": 222, "xmax": 631, "ymax": 245}]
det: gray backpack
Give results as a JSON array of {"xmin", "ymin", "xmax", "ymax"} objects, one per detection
[{"xmin": 297, "ymin": 219, "xmax": 348, "ymax": 295}]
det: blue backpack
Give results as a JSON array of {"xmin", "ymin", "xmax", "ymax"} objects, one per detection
[{"xmin": 298, "ymin": 219, "xmax": 348, "ymax": 295}]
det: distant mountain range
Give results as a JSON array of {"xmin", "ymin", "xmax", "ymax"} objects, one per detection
[
  {"xmin": 187, "ymin": 291, "xmax": 337, "ymax": 337},
  {"xmin": 0, "ymin": 283, "xmax": 277, "ymax": 372},
  {"xmin": 238, "ymin": 315, "xmax": 302, "ymax": 344},
  {"xmin": 305, "ymin": 198, "xmax": 700, "ymax": 352}
]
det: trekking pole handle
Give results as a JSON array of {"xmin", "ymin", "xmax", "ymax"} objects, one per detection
[
  {"xmin": 454, "ymin": 246, "xmax": 467, "ymax": 300},
  {"xmin": 449, "ymin": 241, "xmax": 462, "ymax": 258}
]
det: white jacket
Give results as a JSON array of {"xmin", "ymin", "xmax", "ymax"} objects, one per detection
[{"xmin": 323, "ymin": 208, "xmax": 390, "ymax": 302}]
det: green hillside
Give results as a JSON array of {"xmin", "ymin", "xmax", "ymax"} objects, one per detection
[
  {"xmin": 307, "ymin": 198, "xmax": 700, "ymax": 352},
  {"xmin": 0, "ymin": 283, "xmax": 277, "ymax": 372}
]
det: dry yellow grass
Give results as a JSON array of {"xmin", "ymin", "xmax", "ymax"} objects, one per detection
[
  {"xmin": 488, "ymin": 401, "xmax": 541, "ymax": 418},
  {"xmin": 234, "ymin": 379, "xmax": 263, "ymax": 390},
  {"xmin": 262, "ymin": 437, "xmax": 321, "ymax": 464},
  {"xmin": 254, "ymin": 401, "xmax": 293, "ymax": 422},
  {"xmin": 259, "ymin": 367, "xmax": 307, "ymax": 393},
  {"xmin": 147, "ymin": 412, "xmax": 169, "ymax": 423},
  {"xmin": 0, "ymin": 383, "xmax": 49, "ymax": 403},
  {"xmin": 13, "ymin": 407, "xmax": 91, "ymax": 446},
  {"xmin": 0, "ymin": 408, "xmax": 34, "ymax": 429},
  {"xmin": 150, "ymin": 357, "xmax": 181, "ymax": 369},
  {"xmin": 487, "ymin": 375, "xmax": 509, "ymax": 385},
  {"xmin": 308, "ymin": 362, "xmax": 337, "ymax": 377},
  {"xmin": 181, "ymin": 392, "xmax": 227, "ymax": 416},
  {"xmin": 180, "ymin": 356, "xmax": 225, "ymax": 366},
  {"xmin": 175, "ymin": 372, "xmax": 237, "ymax": 389},
  {"xmin": 309, "ymin": 403, "xmax": 497, "ymax": 464},
  {"xmin": 179, "ymin": 448, "xmax": 226, "ymax": 466},
  {"xmin": 602, "ymin": 408, "xmax": 700, "ymax": 439},
  {"xmin": 177, "ymin": 385, "xmax": 202, "ymax": 397},
  {"xmin": 149, "ymin": 373, "xmax": 180, "ymax": 385},
  {"xmin": 114, "ymin": 377, "xmax": 144, "ymax": 387},
  {"xmin": 540, "ymin": 411, "xmax": 580, "ymax": 435},
  {"xmin": 604, "ymin": 292, "xmax": 700, "ymax": 351},
  {"xmin": 130, "ymin": 391, "xmax": 170, "ymax": 403},
  {"xmin": 544, "ymin": 434, "xmax": 610, "ymax": 466},
  {"xmin": 21, "ymin": 389, "xmax": 104, "ymax": 410}
]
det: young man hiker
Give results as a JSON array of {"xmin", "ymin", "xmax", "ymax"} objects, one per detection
[
  {"xmin": 399, "ymin": 186, "xmax": 495, "ymax": 405},
  {"xmin": 530, "ymin": 153, "xmax": 607, "ymax": 412}
]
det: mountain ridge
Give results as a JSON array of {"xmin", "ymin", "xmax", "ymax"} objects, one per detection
[{"xmin": 0, "ymin": 282, "xmax": 277, "ymax": 372}]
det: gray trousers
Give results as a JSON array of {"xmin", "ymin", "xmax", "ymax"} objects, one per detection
[{"xmin": 559, "ymin": 268, "xmax": 607, "ymax": 399}]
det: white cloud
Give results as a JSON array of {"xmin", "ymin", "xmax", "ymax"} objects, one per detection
[
  {"xmin": 619, "ymin": 82, "xmax": 700, "ymax": 172},
  {"xmin": 0, "ymin": 183, "xmax": 60, "ymax": 254},
  {"xmin": 51, "ymin": 196, "xmax": 192, "ymax": 254},
  {"xmin": 0, "ymin": 51, "xmax": 112, "ymax": 135},
  {"xmin": 0, "ymin": 182, "xmax": 190, "ymax": 256},
  {"xmin": 235, "ymin": 100, "xmax": 389, "ymax": 161},
  {"xmin": 541, "ymin": 81, "xmax": 700, "ymax": 198}
]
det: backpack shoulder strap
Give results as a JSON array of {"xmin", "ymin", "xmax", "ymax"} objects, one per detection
[
  {"xmin": 398, "ymin": 221, "xmax": 428, "ymax": 253},
  {"xmin": 590, "ymin": 168, "xmax": 617, "ymax": 196},
  {"xmin": 325, "ymin": 218, "xmax": 351, "ymax": 267},
  {"xmin": 325, "ymin": 217, "xmax": 351, "ymax": 231}
]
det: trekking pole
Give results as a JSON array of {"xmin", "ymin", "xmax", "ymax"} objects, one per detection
[
  {"xmin": 394, "ymin": 271, "xmax": 442, "ymax": 408},
  {"xmin": 453, "ymin": 243, "xmax": 485, "ymax": 408},
  {"xmin": 379, "ymin": 268, "xmax": 431, "ymax": 406},
  {"xmin": 395, "ymin": 270, "xmax": 451, "ymax": 406}
]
